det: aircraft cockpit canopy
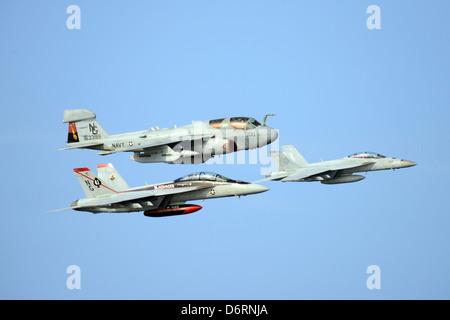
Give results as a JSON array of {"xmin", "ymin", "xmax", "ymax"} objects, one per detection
[
  {"xmin": 246, "ymin": 118, "xmax": 262, "ymax": 129},
  {"xmin": 175, "ymin": 172, "xmax": 237, "ymax": 183},
  {"xmin": 209, "ymin": 117, "xmax": 262, "ymax": 130},
  {"xmin": 348, "ymin": 152, "xmax": 386, "ymax": 159}
]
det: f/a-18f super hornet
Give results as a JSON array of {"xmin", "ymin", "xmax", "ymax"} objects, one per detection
[
  {"xmin": 257, "ymin": 145, "xmax": 417, "ymax": 184},
  {"xmin": 59, "ymin": 109, "xmax": 278, "ymax": 164},
  {"xmin": 48, "ymin": 163, "xmax": 269, "ymax": 217}
]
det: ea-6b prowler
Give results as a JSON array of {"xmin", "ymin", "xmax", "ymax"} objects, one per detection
[
  {"xmin": 59, "ymin": 109, "xmax": 278, "ymax": 164},
  {"xmin": 48, "ymin": 163, "xmax": 269, "ymax": 217},
  {"xmin": 257, "ymin": 145, "xmax": 417, "ymax": 184}
]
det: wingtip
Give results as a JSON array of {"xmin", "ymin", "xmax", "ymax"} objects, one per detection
[
  {"xmin": 98, "ymin": 151, "xmax": 113, "ymax": 156},
  {"xmin": 46, "ymin": 207, "xmax": 72, "ymax": 213},
  {"xmin": 251, "ymin": 177, "xmax": 273, "ymax": 183}
]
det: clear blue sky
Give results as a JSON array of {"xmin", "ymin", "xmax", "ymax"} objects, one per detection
[{"xmin": 0, "ymin": 1, "xmax": 448, "ymax": 299}]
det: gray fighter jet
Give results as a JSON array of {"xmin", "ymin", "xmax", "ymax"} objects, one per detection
[
  {"xmin": 48, "ymin": 163, "xmax": 269, "ymax": 217},
  {"xmin": 59, "ymin": 109, "xmax": 278, "ymax": 164},
  {"xmin": 258, "ymin": 145, "xmax": 417, "ymax": 184}
]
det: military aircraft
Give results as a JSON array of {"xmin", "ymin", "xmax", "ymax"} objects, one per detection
[
  {"xmin": 257, "ymin": 145, "xmax": 417, "ymax": 184},
  {"xmin": 48, "ymin": 163, "xmax": 269, "ymax": 217},
  {"xmin": 59, "ymin": 109, "xmax": 278, "ymax": 164}
]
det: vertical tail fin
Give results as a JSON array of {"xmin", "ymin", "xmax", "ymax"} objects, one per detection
[
  {"xmin": 63, "ymin": 109, "xmax": 108, "ymax": 145},
  {"xmin": 74, "ymin": 167, "xmax": 118, "ymax": 198},
  {"xmin": 270, "ymin": 145, "xmax": 309, "ymax": 172},
  {"xmin": 270, "ymin": 151, "xmax": 301, "ymax": 172},
  {"xmin": 97, "ymin": 163, "xmax": 130, "ymax": 191},
  {"xmin": 281, "ymin": 145, "xmax": 309, "ymax": 167}
]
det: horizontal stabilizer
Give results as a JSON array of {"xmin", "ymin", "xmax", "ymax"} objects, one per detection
[{"xmin": 63, "ymin": 109, "xmax": 96, "ymax": 123}]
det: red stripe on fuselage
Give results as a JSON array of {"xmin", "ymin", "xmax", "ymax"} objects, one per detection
[{"xmin": 122, "ymin": 182, "xmax": 222, "ymax": 193}]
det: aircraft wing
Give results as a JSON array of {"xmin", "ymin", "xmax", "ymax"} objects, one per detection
[
  {"xmin": 280, "ymin": 162, "xmax": 374, "ymax": 182},
  {"xmin": 47, "ymin": 186, "xmax": 204, "ymax": 212},
  {"xmin": 98, "ymin": 134, "xmax": 214, "ymax": 155},
  {"xmin": 58, "ymin": 142, "xmax": 104, "ymax": 151},
  {"xmin": 87, "ymin": 186, "xmax": 201, "ymax": 206},
  {"xmin": 252, "ymin": 172, "xmax": 289, "ymax": 183}
]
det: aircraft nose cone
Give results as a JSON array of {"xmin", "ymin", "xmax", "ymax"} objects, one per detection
[
  {"xmin": 245, "ymin": 184, "xmax": 270, "ymax": 195},
  {"xmin": 401, "ymin": 160, "xmax": 417, "ymax": 168},
  {"xmin": 257, "ymin": 127, "xmax": 278, "ymax": 147},
  {"xmin": 270, "ymin": 128, "xmax": 279, "ymax": 143}
]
